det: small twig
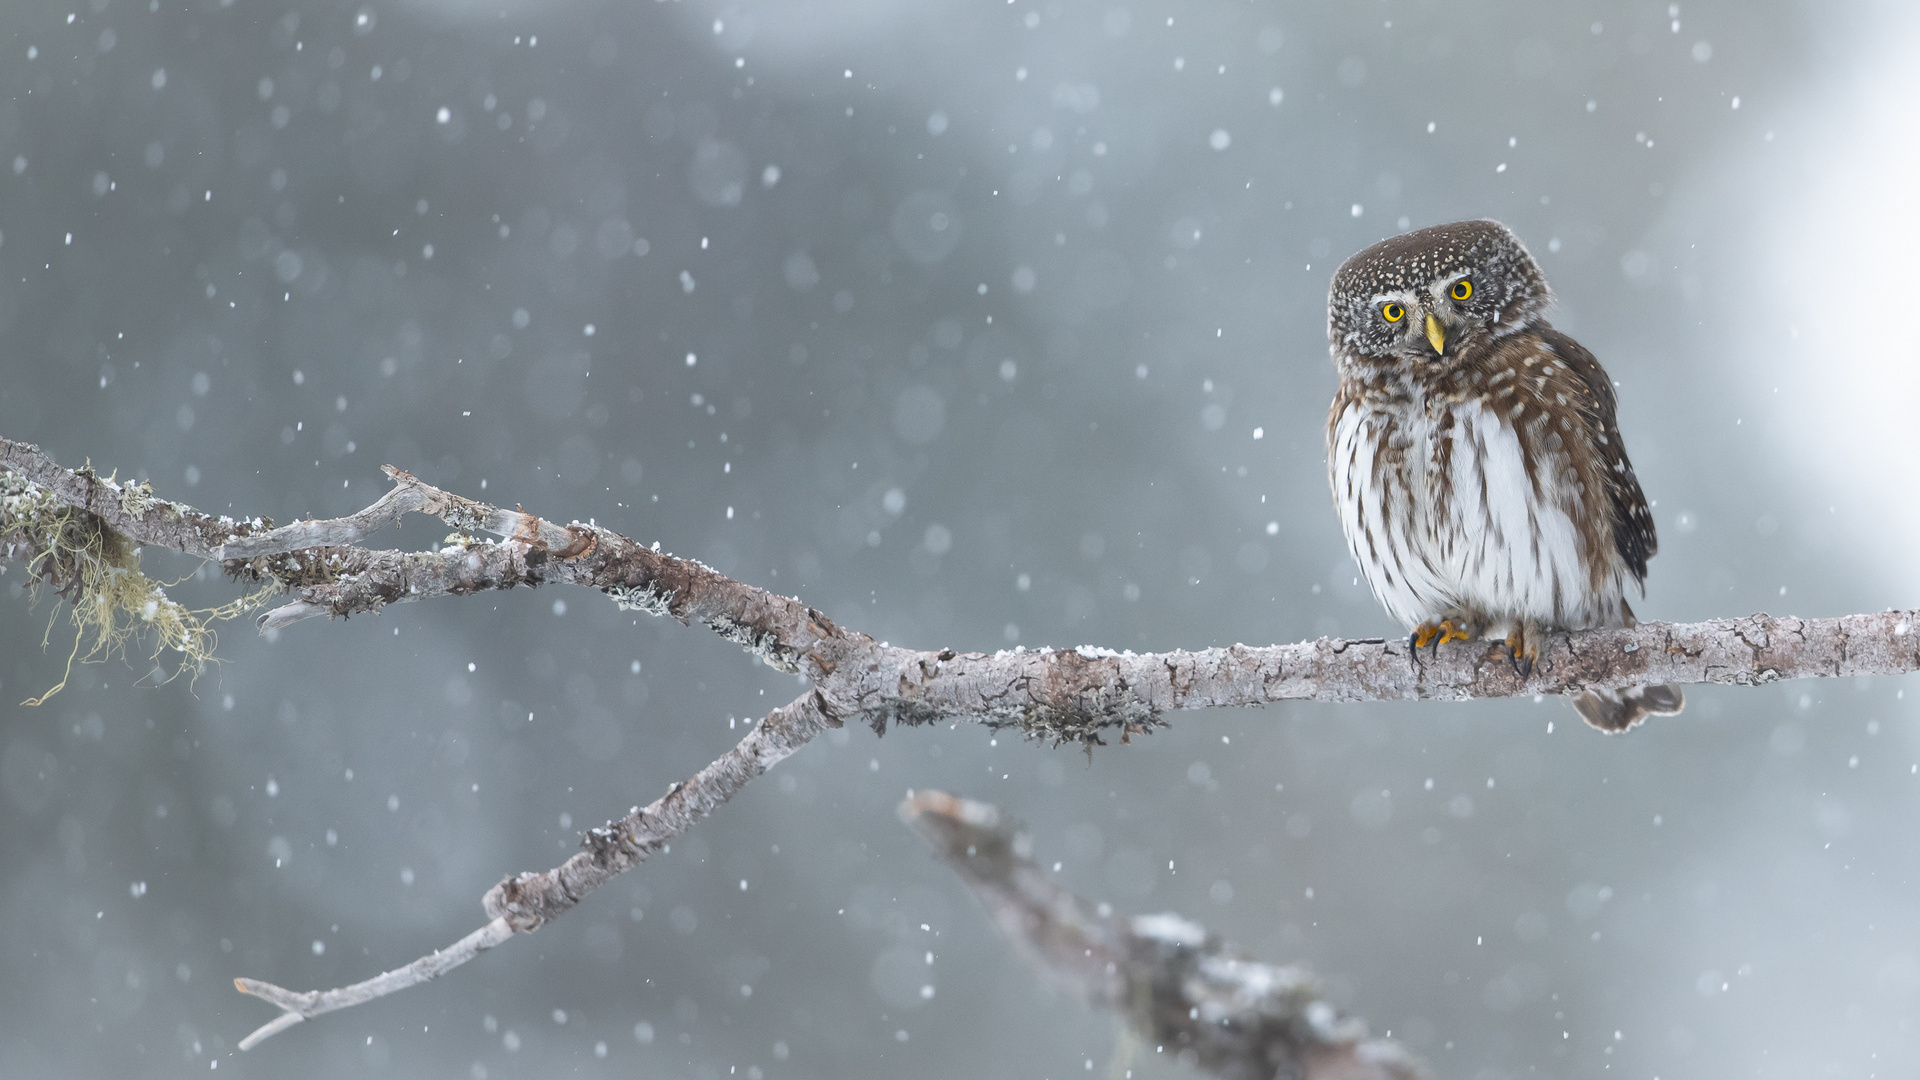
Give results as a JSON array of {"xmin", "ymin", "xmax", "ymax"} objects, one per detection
[
  {"xmin": 902, "ymin": 790, "xmax": 1430, "ymax": 1080},
  {"xmin": 234, "ymin": 917, "xmax": 514, "ymax": 1050},
  {"xmin": 231, "ymin": 692, "xmax": 829, "ymax": 1049},
  {"xmin": 215, "ymin": 464, "xmax": 579, "ymax": 561},
  {"xmin": 215, "ymin": 471, "xmax": 428, "ymax": 559},
  {"xmin": 255, "ymin": 600, "xmax": 330, "ymax": 634}
]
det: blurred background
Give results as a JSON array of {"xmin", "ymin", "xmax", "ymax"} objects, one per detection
[{"xmin": 3, "ymin": 0, "xmax": 1918, "ymax": 1076}]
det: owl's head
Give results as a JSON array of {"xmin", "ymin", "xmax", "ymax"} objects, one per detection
[{"xmin": 1327, "ymin": 219, "xmax": 1550, "ymax": 371}]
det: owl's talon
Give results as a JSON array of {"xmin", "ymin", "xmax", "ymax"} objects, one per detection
[
  {"xmin": 1411, "ymin": 619, "xmax": 1472, "ymax": 662},
  {"xmin": 1504, "ymin": 626, "xmax": 1539, "ymax": 680}
]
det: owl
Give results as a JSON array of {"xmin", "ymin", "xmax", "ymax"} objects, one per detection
[{"xmin": 1325, "ymin": 219, "xmax": 1683, "ymax": 732}]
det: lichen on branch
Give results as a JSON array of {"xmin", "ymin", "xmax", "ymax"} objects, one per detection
[{"xmin": 1, "ymin": 464, "xmax": 265, "ymax": 703}]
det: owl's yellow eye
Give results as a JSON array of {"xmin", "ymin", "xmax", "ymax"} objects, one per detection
[
  {"xmin": 1450, "ymin": 279, "xmax": 1473, "ymax": 301},
  {"xmin": 1380, "ymin": 302, "xmax": 1405, "ymax": 323}
]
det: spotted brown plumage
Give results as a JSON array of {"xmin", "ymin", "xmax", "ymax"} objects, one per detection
[{"xmin": 1325, "ymin": 219, "xmax": 1683, "ymax": 731}]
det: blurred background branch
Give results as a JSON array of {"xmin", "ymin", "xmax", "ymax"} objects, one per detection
[{"xmin": 901, "ymin": 789, "xmax": 1429, "ymax": 1080}]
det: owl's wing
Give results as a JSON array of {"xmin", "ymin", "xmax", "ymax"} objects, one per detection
[{"xmin": 1538, "ymin": 328, "xmax": 1658, "ymax": 586}]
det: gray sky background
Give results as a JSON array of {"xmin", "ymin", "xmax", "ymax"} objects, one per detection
[{"xmin": 3, "ymin": 0, "xmax": 1918, "ymax": 1077}]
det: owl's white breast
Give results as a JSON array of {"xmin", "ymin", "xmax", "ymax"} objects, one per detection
[
  {"xmin": 1331, "ymin": 392, "xmax": 1621, "ymax": 632},
  {"xmin": 1439, "ymin": 399, "xmax": 1615, "ymax": 628},
  {"xmin": 1329, "ymin": 395, "xmax": 1447, "ymax": 629}
]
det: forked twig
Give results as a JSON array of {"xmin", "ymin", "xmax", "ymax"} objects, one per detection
[
  {"xmin": 231, "ymin": 693, "xmax": 829, "ymax": 1049},
  {"xmin": 234, "ymin": 918, "xmax": 513, "ymax": 1050}
]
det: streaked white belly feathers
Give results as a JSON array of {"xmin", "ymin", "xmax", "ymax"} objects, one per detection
[{"xmin": 1330, "ymin": 394, "xmax": 1622, "ymax": 633}]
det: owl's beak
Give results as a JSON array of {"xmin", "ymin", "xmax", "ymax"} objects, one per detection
[{"xmin": 1424, "ymin": 313, "xmax": 1447, "ymax": 355}]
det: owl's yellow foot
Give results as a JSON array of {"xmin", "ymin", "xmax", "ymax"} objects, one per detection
[
  {"xmin": 1504, "ymin": 623, "xmax": 1541, "ymax": 680},
  {"xmin": 1411, "ymin": 618, "xmax": 1474, "ymax": 656}
]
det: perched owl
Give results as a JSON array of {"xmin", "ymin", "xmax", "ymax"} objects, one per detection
[{"xmin": 1325, "ymin": 219, "xmax": 1683, "ymax": 731}]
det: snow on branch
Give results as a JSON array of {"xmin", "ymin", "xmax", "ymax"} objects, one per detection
[
  {"xmin": 901, "ymin": 790, "xmax": 1430, "ymax": 1080},
  {"xmin": 4, "ymin": 434, "xmax": 1917, "ymax": 1048}
]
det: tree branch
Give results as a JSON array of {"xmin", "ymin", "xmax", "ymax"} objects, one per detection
[
  {"xmin": 232, "ymin": 691, "xmax": 830, "ymax": 1048},
  {"xmin": 5, "ymin": 435, "xmax": 1918, "ymax": 1049},
  {"xmin": 8, "ymin": 436, "xmax": 1911, "ymax": 742},
  {"xmin": 1, "ymin": 435, "xmax": 277, "ymax": 560},
  {"xmin": 901, "ymin": 790, "xmax": 1429, "ymax": 1080},
  {"xmin": 233, "ymin": 918, "xmax": 514, "ymax": 1050}
]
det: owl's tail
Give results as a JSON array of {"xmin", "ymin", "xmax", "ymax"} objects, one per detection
[{"xmin": 1570, "ymin": 684, "xmax": 1685, "ymax": 733}]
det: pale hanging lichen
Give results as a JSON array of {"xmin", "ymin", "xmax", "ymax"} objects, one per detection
[{"xmin": 2, "ymin": 469, "xmax": 270, "ymax": 704}]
